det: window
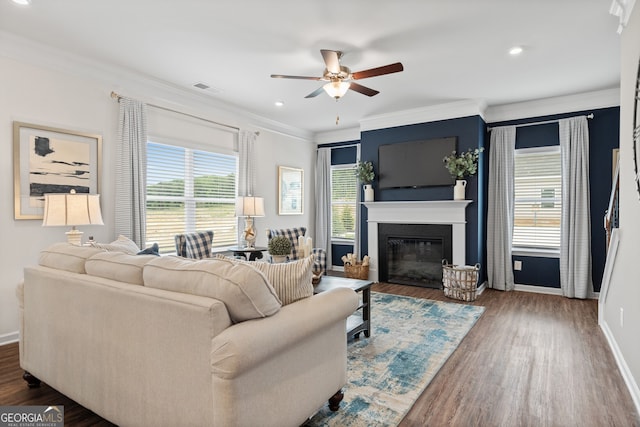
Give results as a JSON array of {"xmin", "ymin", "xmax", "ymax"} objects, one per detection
[
  {"xmin": 146, "ymin": 141, "xmax": 238, "ymax": 253},
  {"xmin": 331, "ymin": 165, "xmax": 357, "ymax": 240},
  {"xmin": 513, "ymin": 146, "xmax": 561, "ymax": 253}
]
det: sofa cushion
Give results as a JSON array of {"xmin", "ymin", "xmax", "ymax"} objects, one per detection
[
  {"xmin": 39, "ymin": 243, "xmax": 106, "ymax": 274},
  {"xmin": 217, "ymin": 255, "xmax": 314, "ymax": 305},
  {"xmin": 90, "ymin": 235, "xmax": 141, "ymax": 255},
  {"xmin": 86, "ymin": 252, "xmax": 158, "ymax": 285},
  {"xmin": 143, "ymin": 256, "xmax": 281, "ymax": 322}
]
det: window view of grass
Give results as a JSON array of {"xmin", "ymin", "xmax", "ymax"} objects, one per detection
[
  {"xmin": 146, "ymin": 141, "xmax": 238, "ymax": 254},
  {"xmin": 331, "ymin": 167, "xmax": 357, "ymax": 240}
]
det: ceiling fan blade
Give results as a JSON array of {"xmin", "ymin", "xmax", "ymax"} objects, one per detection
[
  {"xmin": 320, "ymin": 49, "xmax": 341, "ymax": 74},
  {"xmin": 348, "ymin": 82, "xmax": 379, "ymax": 97},
  {"xmin": 351, "ymin": 62, "xmax": 404, "ymax": 80},
  {"xmin": 271, "ymin": 74, "xmax": 322, "ymax": 80},
  {"xmin": 305, "ymin": 86, "xmax": 326, "ymax": 98}
]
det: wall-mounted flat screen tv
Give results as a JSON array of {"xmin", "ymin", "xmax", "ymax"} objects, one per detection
[{"xmin": 378, "ymin": 137, "xmax": 457, "ymax": 189}]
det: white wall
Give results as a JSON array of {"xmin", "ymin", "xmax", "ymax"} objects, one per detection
[
  {"xmin": 0, "ymin": 54, "xmax": 315, "ymax": 342},
  {"xmin": 601, "ymin": 3, "xmax": 640, "ymax": 411}
]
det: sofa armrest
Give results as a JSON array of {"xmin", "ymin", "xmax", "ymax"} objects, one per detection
[{"xmin": 210, "ymin": 287, "xmax": 358, "ymax": 379}]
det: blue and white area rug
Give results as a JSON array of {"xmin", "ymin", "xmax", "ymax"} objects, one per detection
[{"xmin": 305, "ymin": 292, "xmax": 485, "ymax": 427}]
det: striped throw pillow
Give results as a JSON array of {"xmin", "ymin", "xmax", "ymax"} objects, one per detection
[{"xmin": 217, "ymin": 254, "xmax": 314, "ymax": 305}]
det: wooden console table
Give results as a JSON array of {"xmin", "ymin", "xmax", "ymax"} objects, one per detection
[{"xmin": 314, "ymin": 275, "xmax": 373, "ymax": 339}]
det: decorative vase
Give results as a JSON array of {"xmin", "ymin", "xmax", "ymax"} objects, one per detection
[
  {"xmin": 454, "ymin": 180, "xmax": 467, "ymax": 200},
  {"xmin": 363, "ymin": 184, "xmax": 374, "ymax": 202},
  {"xmin": 271, "ymin": 254, "xmax": 288, "ymax": 263}
]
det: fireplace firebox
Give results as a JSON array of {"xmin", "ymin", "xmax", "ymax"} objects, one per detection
[{"xmin": 378, "ymin": 223, "xmax": 452, "ymax": 288}]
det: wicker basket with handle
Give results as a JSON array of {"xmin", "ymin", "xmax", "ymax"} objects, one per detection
[
  {"xmin": 441, "ymin": 259, "xmax": 480, "ymax": 302},
  {"xmin": 344, "ymin": 262, "xmax": 370, "ymax": 280}
]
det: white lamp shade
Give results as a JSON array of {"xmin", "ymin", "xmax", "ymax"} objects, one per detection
[
  {"xmin": 235, "ymin": 196, "xmax": 265, "ymax": 217},
  {"xmin": 323, "ymin": 81, "xmax": 350, "ymax": 98},
  {"xmin": 42, "ymin": 192, "xmax": 104, "ymax": 226}
]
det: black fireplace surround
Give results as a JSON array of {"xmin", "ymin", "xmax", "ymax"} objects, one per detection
[{"xmin": 378, "ymin": 223, "xmax": 452, "ymax": 289}]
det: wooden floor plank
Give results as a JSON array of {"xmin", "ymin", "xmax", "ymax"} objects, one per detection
[{"xmin": 1, "ymin": 283, "xmax": 638, "ymax": 426}]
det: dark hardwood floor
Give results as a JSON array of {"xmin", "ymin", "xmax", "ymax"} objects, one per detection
[{"xmin": 1, "ymin": 283, "xmax": 638, "ymax": 426}]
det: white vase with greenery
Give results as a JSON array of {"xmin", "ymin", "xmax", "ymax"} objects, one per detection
[
  {"xmin": 354, "ymin": 160, "xmax": 375, "ymax": 202},
  {"xmin": 443, "ymin": 148, "xmax": 484, "ymax": 200}
]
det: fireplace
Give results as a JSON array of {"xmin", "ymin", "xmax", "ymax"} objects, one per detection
[
  {"xmin": 379, "ymin": 223, "xmax": 452, "ymax": 288},
  {"xmin": 364, "ymin": 200, "xmax": 471, "ymax": 283}
]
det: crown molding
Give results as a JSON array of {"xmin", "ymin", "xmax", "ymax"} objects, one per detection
[
  {"xmin": 358, "ymin": 99, "xmax": 487, "ymax": 132},
  {"xmin": 484, "ymin": 88, "xmax": 620, "ymax": 123},
  {"xmin": 0, "ymin": 31, "xmax": 312, "ymax": 142}
]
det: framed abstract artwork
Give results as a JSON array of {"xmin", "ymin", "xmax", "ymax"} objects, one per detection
[
  {"xmin": 13, "ymin": 121, "xmax": 102, "ymax": 220},
  {"xmin": 278, "ymin": 166, "xmax": 303, "ymax": 215}
]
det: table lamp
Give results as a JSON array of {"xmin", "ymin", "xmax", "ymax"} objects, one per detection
[
  {"xmin": 235, "ymin": 196, "xmax": 265, "ymax": 249},
  {"xmin": 42, "ymin": 190, "xmax": 104, "ymax": 245}
]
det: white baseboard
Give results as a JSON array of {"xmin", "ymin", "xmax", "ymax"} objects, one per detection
[
  {"xmin": 599, "ymin": 319, "xmax": 640, "ymax": 416},
  {"xmin": 0, "ymin": 331, "xmax": 19, "ymax": 346},
  {"xmin": 514, "ymin": 284, "xmax": 563, "ymax": 295},
  {"xmin": 476, "ymin": 281, "xmax": 486, "ymax": 296}
]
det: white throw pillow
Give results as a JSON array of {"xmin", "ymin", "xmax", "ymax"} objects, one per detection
[
  {"xmin": 90, "ymin": 235, "xmax": 140, "ymax": 255},
  {"xmin": 217, "ymin": 255, "xmax": 314, "ymax": 305}
]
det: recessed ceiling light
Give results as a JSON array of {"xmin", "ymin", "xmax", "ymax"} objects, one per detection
[
  {"xmin": 12, "ymin": 0, "xmax": 31, "ymax": 5},
  {"xmin": 509, "ymin": 46, "xmax": 524, "ymax": 56},
  {"xmin": 274, "ymin": 100, "xmax": 284, "ymax": 107}
]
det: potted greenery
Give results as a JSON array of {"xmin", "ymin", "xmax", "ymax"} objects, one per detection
[
  {"xmin": 268, "ymin": 235, "xmax": 292, "ymax": 263},
  {"xmin": 354, "ymin": 160, "xmax": 375, "ymax": 202},
  {"xmin": 443, "ymin": 148, "xmax": 484, "ymax": 200}
]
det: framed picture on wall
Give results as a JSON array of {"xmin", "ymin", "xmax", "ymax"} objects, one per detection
[
  {"xmin": 278, "ymin": 166, "xmax": 303, "ymax": 215},
  {"xmin": 13, "ymin": 121, "xmax": 102, "ymax": 220}
]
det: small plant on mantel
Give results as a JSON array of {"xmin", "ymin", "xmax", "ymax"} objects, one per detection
[
  {"xmin": 443, "ymin": 148, "xmax": 484, "ymax": 180},
  {"xmin": 354, "ymin": 161, "xmax": 375, "ymax": 184}
]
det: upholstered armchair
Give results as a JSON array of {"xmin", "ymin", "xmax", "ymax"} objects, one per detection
[
  {"xmin": 266, "ymin": 227, "xmax": 327, "ymax": 275},
  {"xmin": 175, "ymin": 230, "xmax": 214, "ymax": 259}
]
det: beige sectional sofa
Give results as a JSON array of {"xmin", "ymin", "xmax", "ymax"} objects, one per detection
[{"xmin": 16, "ymin": 243, "xmax": 358, "ymax": 427}]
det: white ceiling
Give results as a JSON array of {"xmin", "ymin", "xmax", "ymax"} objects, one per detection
[{"xmin": 0, "ymin": 0, "xmax": 621, "ymax": 135}]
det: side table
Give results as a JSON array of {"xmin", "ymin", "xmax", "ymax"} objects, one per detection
[
  {"xmin": 228, "ymin": 246, "xmax": 267, "ymax": 261},
  {"xmin": 314, "ymin": 275, "xmax": 373, "ymax": 339}
]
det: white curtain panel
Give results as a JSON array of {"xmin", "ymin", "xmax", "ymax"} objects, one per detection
[
  {"xmin": 315, "ymin": 148, "xmax": 332, "ymax": 265},
  {"xmin": 487, "ymin": 126, "xmax": 516, "ymax": 291},
  {"xmin": 237, "ymin": 130, "xmax": 256, "ymax": 196},
  {"xmin": 559, "ymin": 116, "xmax": 593, "ymax": 299},
  {"xmin": 115, "ymin": 98, "xmax": 148, "ymax": 247}
]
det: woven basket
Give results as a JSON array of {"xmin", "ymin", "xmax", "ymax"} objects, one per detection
[
  {"xmin": 344, "ymin": 262, "xmax": 369, "ymax": 280},
  {"xmin": 442, "ymin": 260, "xmax": 480, "ymax": 302}
]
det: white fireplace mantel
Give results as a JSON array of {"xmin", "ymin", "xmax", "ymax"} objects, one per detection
[{"xmin": 363, "ymin": 200, "xmax": 472, "ymax": 282}]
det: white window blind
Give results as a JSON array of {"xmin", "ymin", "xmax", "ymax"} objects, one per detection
[
  {"xmin": 513, "ymin": 146, "xmax": 561, "ymax": 252},
  {"xmin": 331, "ymin": 165, "xmax": 357, "ymax": 240},
  {"xmin": 146, "ymin": 141, "xmax": 238, "ymax": 253}
]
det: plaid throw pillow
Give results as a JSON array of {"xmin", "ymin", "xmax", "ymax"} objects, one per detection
[{"xmin": 184, "ymin": 231, "xmax": 214, "ymax": 259}]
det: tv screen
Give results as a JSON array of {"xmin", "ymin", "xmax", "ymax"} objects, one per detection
[{"xmin": 378, "ymin": 137, "xmax": 457, "ymax": 189}]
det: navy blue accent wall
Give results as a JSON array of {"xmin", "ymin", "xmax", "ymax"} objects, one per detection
[
  {"xmin": 488, "ymin": 106, "xmax": 619, "ymax": 292},
  {"xmin": 359, "ymin": 115, "xmax": 487, "ymax": 281}
]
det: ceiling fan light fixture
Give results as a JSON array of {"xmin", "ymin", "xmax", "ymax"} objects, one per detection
[{"xmin": 323, "ymin": 81, "xmax": 350, "ymax": 99}]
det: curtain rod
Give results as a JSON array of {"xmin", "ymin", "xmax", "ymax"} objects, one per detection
[
  {"xmin": 487, "ymin": 113, "xmax": 594, "ymax": 132},
  {"xmin": 110, "ymin": 91, "xmax": 258, "ymax": 135}
]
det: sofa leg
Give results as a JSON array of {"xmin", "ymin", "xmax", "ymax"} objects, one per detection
[
  {"xmin": 23, "ymin": 371, "xmax": 41, "ymax": 388},
  {"xmin": 328, "ymin": 389, "xmax": 344, "ymax": 412}
]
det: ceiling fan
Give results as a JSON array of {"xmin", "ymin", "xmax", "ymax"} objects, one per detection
[{"xmin": 271, "ymin": 49, "xmax": 404, "ymax": 100}]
